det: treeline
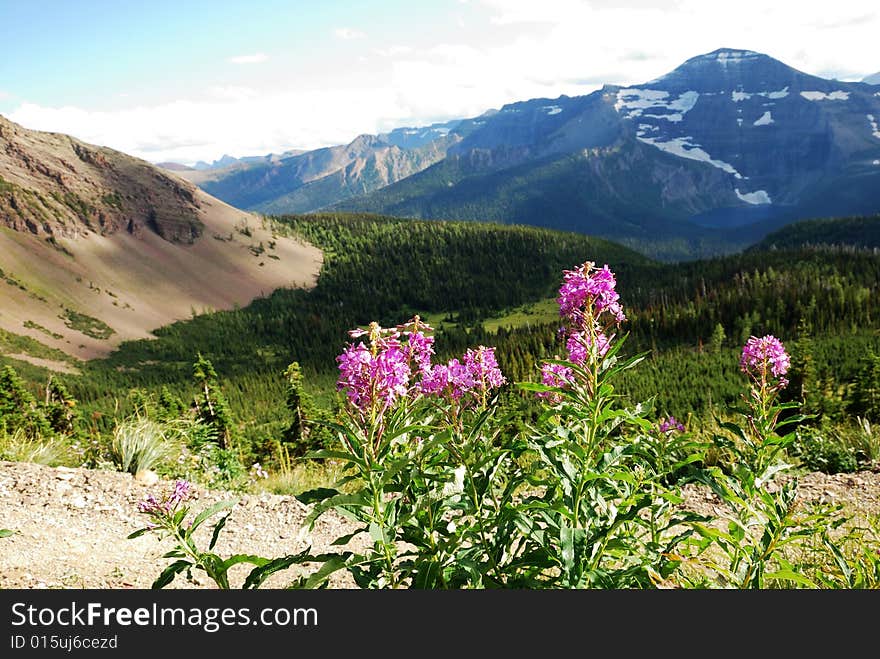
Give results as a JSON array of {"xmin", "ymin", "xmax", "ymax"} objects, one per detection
[{"xmin": 752, "ymin": 214, "xmax": 880, "ymax": 252}]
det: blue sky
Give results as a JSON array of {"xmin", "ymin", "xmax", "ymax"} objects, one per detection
[{"xmin": 2, "ymin": 0, "xmax": 878, "ymax": 164}]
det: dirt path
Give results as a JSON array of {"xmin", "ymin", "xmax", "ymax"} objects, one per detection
[{"xmin": 1, "ymin": 460, "xmax": 879, "ymax": 589}]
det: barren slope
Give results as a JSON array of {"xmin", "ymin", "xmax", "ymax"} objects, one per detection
[{"xmin": 0, "ymin": 115, "xmax": 322, "ymax": 362}]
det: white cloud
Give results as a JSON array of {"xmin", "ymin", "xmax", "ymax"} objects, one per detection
[
  {"xmin": 227, "ymin": 53, "xmax": 268, "ymax": 64},
  {"xmin": 8, "ymin": 0, "xmax": 879, "ymax": 164},
  {"xmin": 333, "ymin": 27, "xmax": 366, "ymax": 40},
  {"xmin": 7, "ymin": 86, "xmax": 415, "ymax": 164},
  {"xmin": 373, "ymin": 45, "xmax": 412, "ymax": 58}
]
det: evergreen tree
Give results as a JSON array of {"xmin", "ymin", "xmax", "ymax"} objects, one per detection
[
  {"xmin": 0, "ymin": 365, "xmax": 50, "ymax": 439},
  {"xmin": 192, "ymin": 354, "xmax": 235, "ymax": 449}
]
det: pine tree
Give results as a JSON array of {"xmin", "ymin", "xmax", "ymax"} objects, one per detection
[{"xmin": 192, "ymin": 354, "xmax": 235, "ymax": 449}]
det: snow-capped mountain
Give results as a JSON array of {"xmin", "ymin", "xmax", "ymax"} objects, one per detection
[{"xmin": 336, "ymin": 48, "xmax": 880, "ymax": 259}]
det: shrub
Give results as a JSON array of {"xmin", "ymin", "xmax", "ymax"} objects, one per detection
[{"xmin": 109, "ymin": 415, "xmax": 175, "ymax": 474}]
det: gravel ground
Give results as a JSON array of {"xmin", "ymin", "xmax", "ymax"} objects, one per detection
[{"xmin": 1, "ymin": 460, "xmax": 879, "ymax": 589}]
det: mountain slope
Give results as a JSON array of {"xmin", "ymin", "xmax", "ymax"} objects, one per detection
[
  {"xmin": 0, "ymin": 115, "xmax": 322, "ymax": 363},
  {"xmin": 334, "ymin": 48, "xmax": 880, "ymax": 258}
]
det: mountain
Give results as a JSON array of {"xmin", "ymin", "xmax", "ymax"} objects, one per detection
[
  {"xmin": 333, "ymin": 48, "xmax": 880, "ymax": 259},
  {"xmin": 193, "ymin": 127, "xmax": 472, "ymax": 214},
  {"xmin": 0, "ymin": 114, "xmax": 322, "ymax": 365},
  {"xmin": 181, "ymin": 116, "xmax": 495, "ymax": 215},
  {"xmin": 864, "ymin": 72, "xmax": 880, "ymax": 85}
]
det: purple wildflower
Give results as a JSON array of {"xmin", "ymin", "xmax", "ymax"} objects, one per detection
[
  {"xmin": 402, "ymin": 329, "xmax": 435, "ymax": 373},
  {"xmin": 336, "ymin": 331, "xmax": 411, "ymax": 414},
  {"xmin": 167, "ymin": 480, "xmax": 192, "ymax": 509},
  {"xmin": 137, "ymin": 494, "xmax": 161, "ymax": 515},
  {"xmin": 566, "ymin": 330, "xmax": 611, "ymax": 365},
  {"xmin": 463, "ymin": 346, "xmax": 506, "ymax": 390},
  {"xmin": 137, "ymin": 480, "xmax": 193, "ymax": 516},
  {"xmin": 557, "ymin": 261, "xmax": 626, "ymax": 328},
  {"xmin": 536, "ymin": 362, "xmax": 574, "ymax": 404},
  {"xmin": 422, "ymin": 346, "xmax": 505, "ymax": 406},
  {"xmin": 740, "ymin": 335, "xmax": 790, "ymax": 388},
  {"xmin": 658, "ymin": 416, "xmax": 685, "ymax": 434}
]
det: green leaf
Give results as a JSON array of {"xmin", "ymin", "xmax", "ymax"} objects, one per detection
[
  {"xmin": 220, "ymin": 554, "xmax": 269, "ymax": 573},
  {"xmin": 765, "ymin": 569, "xmax": 817, "ymax": 588},
  {"xmin": 295, "ymin": 487, "xmax": 340, "ymax": 505},
  {"xmin": 209, "ymin": 513, "xmax": 231, "ymax": 551},
  {"xmin": 126, "ymin": 528, "xmax": 150, "ymax": 540},
  {"xmin": 303, "ymin": 491, "xmax": 370, "ymax": 529},
  {"xmin": 301, "ymin": 554, "xmax": 351, "ymax": 589},
  {"xmin": 243, "ymin": 549, "xmax": 313, "ymax": 589},
  {"xmin": 0, "ymin": 529, "xmax": 14, "ymax": 538},
  {"xmin": 190, "ymin": 499, "xmax": 238, "ymax": 533},
  {"xmin": 330, "ymin": 531, "xmax": 364, "ymax": 546},
  {"xmin": 152, "ymin": 560, "xmax": 191, "ymax": 589}
]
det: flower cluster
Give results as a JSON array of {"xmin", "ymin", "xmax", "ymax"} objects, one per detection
[
  {"xmin": 537, "ymin": 362, "xmax": 575, "ymax": 404},
  {"xmin": 336, "ymin": 319, "xmax": 435, "ymax": 416},
  {"xmin": 740, "ymin": 335, "xmax": 790, "ymax": 388},
  {"xmin": 557, "ymin": 261, "xmax": 626, "ymax": 328},
  {"xmin": 538, "ymin": 262, "xmax": 625, "ymax": 402},
  {"xmin": 658, "ymin": 416, "xmax": 685, "ymax": 434},
  {"xmin": 137, "ymin": 479, "xmax": 192, "ymax": 516},
  {"xmin": 421, "ymin": 346, "xmax": 506, "ymax": 405},
  {"xmin": 337, "ymin": 316, "xmax": 505, "ymax": 420}
]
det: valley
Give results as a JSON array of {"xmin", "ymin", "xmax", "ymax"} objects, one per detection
[{"xmin": 2, "ymin": 32, "xmax": 880, "ymax": 594}]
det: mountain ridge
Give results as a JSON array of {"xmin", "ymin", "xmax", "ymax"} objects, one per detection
[{"xmin": 331, "ymin": 47, "xmax": 880, "ymax": 258}]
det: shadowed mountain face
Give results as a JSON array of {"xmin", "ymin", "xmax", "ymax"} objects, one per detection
[
  {"xmin": 0, "ymin": 115, "xmax": 322, "ymax": 363},
  {"xmin": 332, "ymin": 49, "xmax": 880, "ymax": 259}
]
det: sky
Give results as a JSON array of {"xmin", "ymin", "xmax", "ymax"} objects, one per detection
[{"xmin": 1, "ymin": 0, "xmax": 878, "ymax": 165}]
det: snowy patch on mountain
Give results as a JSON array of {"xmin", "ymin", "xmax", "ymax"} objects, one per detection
[
  {"xmin": 636, "ymin": 131, "xmax": 743, "ymax": 178},
  {"xmin": 543, "ymin": 106, "xmax": 563, "ymax": 115},
  {"xmin": 868, "ymin": 115, "xmax": 880, "ymax": 139},
  {"xmin": 615, "ymin": 89, "xmax": 699, "ymax": 122},
  {"xmin": 714, "ymin": 50, "xmax": 760, "ymax": 66},
  {"xmin": 800, "ymin": 91, "xmax": 850, "ymax": 101},
  {"xmin": 765, "ymin": 88, "xmax": 789, "ymax": 99},
  {"xmin": 732, "ymin": 88, "xmax": 789, "ymax": 102},
  {"xmin": 736, "ymin": 188, "xmax": 772, "ymax": 205},
  {"xmin": 754, "ymin": 111, "xmax": 774, "ymax": 126}
]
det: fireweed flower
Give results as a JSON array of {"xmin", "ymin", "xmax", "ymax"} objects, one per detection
[
  {"xmin": 740, "ymin": 335, "xmax": 790, "ymax": 389},
  {"xmin": 658, "ymin": 416, "xmax": 685, "ymax": 434},
  {"xmin": 566, "ymin": 331, "xmax": 611, "ymax": 365},
  {"xmin": 137, "ymin": 479, "xmax": 193, "ymax": 516},
  {"xmin": 537, "ymin": 362, "xmax": 574, "ymax": 404},
  {"xmin": 397, "ymin": 316, "xmax": 435, "ymax": 373},
  {"xmin": 422, "ymin": 346, "xmax": 506, "ymax": 407},
  {"xmin": 557, "ymin": 261, "xmax": 626, "ymax": 329},
  {"xmin": 538, "ymin": 262, "xmax": 626, "ymax": 402},
  {"xmin": 336, "ymin": 323, "xmax": 411, "ymax": 415}
]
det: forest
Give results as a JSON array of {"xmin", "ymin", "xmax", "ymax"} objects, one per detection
[{"xmin": 2, "ymin": 212, "xmax": 879, "ymax": 487}]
